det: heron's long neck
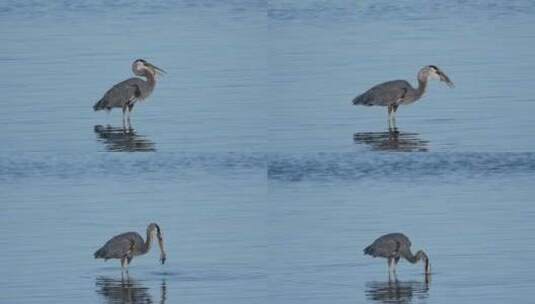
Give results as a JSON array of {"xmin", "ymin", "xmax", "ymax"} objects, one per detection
[
  {"xmin": 415, "ymin": 78, "xmax": 428, "ymax": 100},
  {"xmin": 403, "ymin": 249, "xmax": 426, "ymax": 264},
  {"xmin": 142, "ymin": 229, "xmax": 153, "ymax": 254},
  {"xmin": 143, "ymin": 70, "xmax": 156, "ymax": 88}
]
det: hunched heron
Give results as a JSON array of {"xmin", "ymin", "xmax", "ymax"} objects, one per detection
[
  {"xmin": 94, "ymin": 223, "xmax": 166, "ymax": 270},
  {"xmin": 364, "ymin": 233, "xmax": 431, "ymax": 275}
]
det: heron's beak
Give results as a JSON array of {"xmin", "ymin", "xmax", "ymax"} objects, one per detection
[
  {"xmin": 157, "ymin": 234, "xmax": 166, "ymax": 264},
  {"xmin": 146, "ymin": 63, "xmax": 167, "ymax": 76},
  {"xmin": 425, "ymin": 259, "xmax": 431, "ymax": 274},
  {"xmin": 438, "ymin": 71, "xmax": 454, "ymax": 88}
]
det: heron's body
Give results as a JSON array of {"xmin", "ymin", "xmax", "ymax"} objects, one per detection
[
  {"xmin": 364, "ymin": 233, "xmax": 430, "ymax": 275},
  {"xmin": 352, "ymin": 65, "xmax": 453, "ymax": 125},
  {"xmin": 93, "ymin": 77, "xmax": 154, "ymax": 111},
  {"xmin": 93, "ymin": 59, "xmax": 165, "ymax": 128},
  {"xmin": 353, "ymin": 80, "xmax": 422, "ymax": 107},
  {"xmin": 94, "ymin": 223, "xmax": 166, "ymax": 270}
]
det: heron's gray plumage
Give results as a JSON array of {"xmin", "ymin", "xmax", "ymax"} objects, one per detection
[
  {"xmin": 364, "ymin": 233, "xmax": 430, "ymax": 274},
  {"xmin": 93, "ymin": 78, "xmax": 150, "ymax": 111},
  {"xmin": 352, "ymin": 65, "xmax": 453, "ymax": 125},
  {"xmin": 94, "ymin": 223, "xmax": 166, "ymax": 269},
  {"xmin": 94, "ymin": 232, "xmax": 145, "ymax": 260},
  {"xmin": 353, "ymin": 80, "xmax": 415, "ymax": 107},
  {"xmin": 364, "ymin": 233, "xmax": 411, "ymax": 258},
  {"xmin": 93, "ymin": 59, "xmax": 165, "ymax": 128}
]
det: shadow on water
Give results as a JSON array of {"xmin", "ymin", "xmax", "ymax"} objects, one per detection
[
  {"xmin": 95, "ymin": 275, "xmax": 166, "ymax": 304},
  {"xmin": 94, "ymin": 125, "xmax": 156, "ymax": 152},
  {"xmin": 365, "ymin": 279, "xmax": 430, "ymax": 304},
  {"xmin": 353, "ymin": 128, "xmax": 429, "ymax": 152}
]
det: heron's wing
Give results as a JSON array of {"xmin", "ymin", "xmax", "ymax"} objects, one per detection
[
  {"xmin": 98, "ymin": 78, "xmax": 145, "ymax": 108},
  {"xmin": 354, "ymin": 80, "xmax": 412, "ymax": 106},
  {"xmin": 372, "ymin": 238, "xmax": 401, "ymax": 257},
  {"xmin": 365, "ymin": 233, "xmax": 409, "ymax": 257},
  {"xmin": 95, "ymin": 232, "xmax": 143, "ymax": 259}
]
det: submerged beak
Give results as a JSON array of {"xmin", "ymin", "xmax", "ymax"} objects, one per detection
[
  {"xmin": 157, "ymin": 234, "xmax": 166, "ymax": 264},
  {"xmin": 425, "ymin": 260, "xmax": 431, "ymax": 274},
  {"xmin": 146, "ymin": 62, "xmax": 167, "ymax": 76}
]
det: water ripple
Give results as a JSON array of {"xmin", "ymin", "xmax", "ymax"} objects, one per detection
[
  {"xmin": 0, "ymin": 152, "xmax": 266, "ymax": 181},
  {"xmin": 268, "ymin": 0, "xmax": 535, "ymax": 22},
  {"xmin": 268, "ymin": 152, "xmax": 535, "ymax": 182},
  {"xmin": 2, "ymin": 152, "xmax": 534, "ymax": 182}
]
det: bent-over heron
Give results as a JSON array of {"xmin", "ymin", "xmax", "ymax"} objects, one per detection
[
  {"xmin": 94, "ymin": 223, "xmax": 166, "ymax": 270},
  {"xmin": 364, "ymin": 233, "xmax": 431, "ymax": 275}
]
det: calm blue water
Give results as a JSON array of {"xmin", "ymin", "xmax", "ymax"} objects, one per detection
[{"xmin": 1, "ymin": 1, "xmax": 535, "ymax": 303}]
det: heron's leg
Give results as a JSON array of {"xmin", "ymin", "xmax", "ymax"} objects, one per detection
[
  {"xmin": 392, "ymin": 104, "xmax": 399, "ymax": 118},
  {"xmin": 122, "ymin": 106, "xmax": 128, "ymax": 129},
  {"xmin": 392, "ymin": 256, "xmax": 400, "ymax": 273},
  {"xmin": 387, "ymin": 105, "xmax": 394, "ymax": 130},
  {"xmin": 121, "ymin": 257, "xmax": 127, "ymax": 270},
  {"xmin": 391, "ymin": 105, "xmax": 399, "ymax": 127},
  {"xmin": 391, "ymin": 115, "xmax": 397, "ymax": 129},
  {"xmin": 389, "ymin": 270, "xmax": 398, "ymax": 282},
  {"xmin": 387, "ymin": 257, "xmax": 393, "ymax": 273},
  {"xmin": 126, "ymin": 105, "xmax": 134, "ymax": 130}
]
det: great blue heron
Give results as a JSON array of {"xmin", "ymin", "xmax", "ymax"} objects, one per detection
[
  {"xmin": 93, "ymin": 59, "xmax": 166, "ymax": 128},
  {"xmin": 364, "ymin": 233, "xmax": 431, "ymax": 275},
  {"xmin": 352, "ymin": 65, "xmax": 454, "ymax": 125},
  {"xmin": 94, "ymin": 223, "xmax": 167, "ymax": 270}
]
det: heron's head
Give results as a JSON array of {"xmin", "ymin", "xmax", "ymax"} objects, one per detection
[
  {"xmin": 147, "ymin": 222, "xmax": 161, "ymax": 238},
  {"xmin": 422, "ymin": 65, "xmax": 454, "ymax": 88},
  {"xmin": 133, "ymin": 59, "xmax": 166, "ymax": 77},
  {"xmin": 148, "ymin": 223, "xmax": 166, "ymax": 264},
  {"xmin": 416, "ymin": 250, "xmax": 431, "ymax": 274}
]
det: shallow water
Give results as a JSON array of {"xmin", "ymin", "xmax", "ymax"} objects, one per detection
[{"xmin": 1, "ymin": 1, "xmax": 535, "ymax": 304}]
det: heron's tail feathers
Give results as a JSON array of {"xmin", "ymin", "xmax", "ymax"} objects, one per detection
[
  {"xmin": 94, "ymin": 247, "xmax": 106, "ymax": 259},
  {"xmin": 363, "ymin": 245, "xmax": 375, "ymax": 256},
  {"xmin": 93, "ymin": 98, "xmax": 108, "ymax": 111}
]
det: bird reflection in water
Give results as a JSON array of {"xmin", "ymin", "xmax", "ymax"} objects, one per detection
[
  {"xmin": 94, "ymin": 125, "xmax": 156, "ymax": 152},
  {"xmin": 353, "ymin": 128, "xmax": 429, "ymax": 152},
  {"xmin": 365, "ymin": 277, "xmax": 430, "ymax": 304},
  {"xmin": 95, "ymin": 275, "xmax": 166, "ymax": 304}
]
